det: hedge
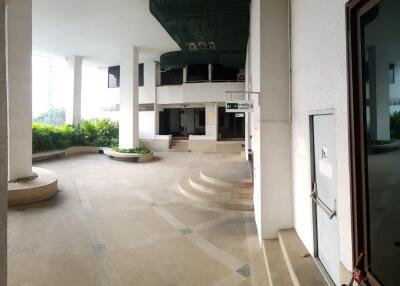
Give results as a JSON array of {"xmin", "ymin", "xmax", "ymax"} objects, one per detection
[{"xmin": 32, "ymin": 119, "xmax": 119, "ymax": 153}]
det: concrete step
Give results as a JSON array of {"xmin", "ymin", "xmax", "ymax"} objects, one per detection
[
  {"xmin": 171, "ymin": 143, "xmax": 189, "ymax": 147},
  {"xmin": 178, "ymin": 174, "xmax": 253, "ymax": 211},
  {"xmin": 278, "ymin": 229, "xmax": 327, "ymax": 286},
  {"xmin": 171, "ymin": 145, "xmax": 188, "ymax": 148},
  {"xmin": 171, "ymin": 140, "xmax": 189, "ymax": 146},
  {"xmin": 200, "ymin": 161, "xmax": 253, "ymax": 188},
  {"xmin": 263, "ymin": 239, "xmax": 294, "ymax": 286},
  {"xmin": 188, "ymin": 170, "xmax": 253, "ymax": 199},
  {"xmin": 170, "ymin": 142, "xmax": 190, "ymax": 152},
  {"xmin": 262, "ymin": 229, "xmax": 329, "ymax": 286}
]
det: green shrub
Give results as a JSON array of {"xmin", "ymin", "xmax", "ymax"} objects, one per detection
[
  {"xmin": 93, "ymin": 119, "xmax": 119, "ymax": 147},
  {"xmin": 112, "ymin": 141, "xmax": 151, "ymax": 154},
  {"xmin": 32, "ymin": 119, "xmax": 120, "ymax": 153},
  {"xmin": 112, "ymin": 147, "xmax": 137, "ymax": 154}
]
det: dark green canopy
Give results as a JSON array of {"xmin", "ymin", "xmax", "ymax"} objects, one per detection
[{"xmin": 150, "ymin": 0, "xmax": 250, "ymax": 69}]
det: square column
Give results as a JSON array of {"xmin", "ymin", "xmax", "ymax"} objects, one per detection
[
  {"xmin": 66, "ymin": 55, "xmax": 82, "ymax": 126},
  {"xmin": 155, "ymin": 62, "xmax": 161, "ymax": 135},
  {"xmin": 183, "ymin": 65, "xmax": 187, "ymax": 83},
  {"xmin": 119, "ymin": 46, "xmax": 139, "ymax": 149},
  {"xmin": 205, "ymin": 103, "xmax": 218, "ymax": 140},
  {"xmin": 0, "ymin": 0, "xmax": 7, "ymax": 283},
  {"xmin": 249, "ymin": 0, "xmax": 293, "ymax": 240},
  {"xmin": 7, "ymin": 0, "xmax": 33, "ymax": 180}
]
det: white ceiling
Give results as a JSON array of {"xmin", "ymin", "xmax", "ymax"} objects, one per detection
[{"xmin": 33, "ymin": 0, "xmax": 180, "ymax": 67}]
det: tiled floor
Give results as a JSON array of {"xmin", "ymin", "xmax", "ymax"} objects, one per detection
[{"xmin": 8, "ymin": 152, "xmax": 269, "ymax": 286}]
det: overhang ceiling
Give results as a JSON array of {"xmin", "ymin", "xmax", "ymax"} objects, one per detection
[
  {"xmin": 33, "ymin": 0, "xmax": 179, "ymax": 67},
  {"xmin": 150, "ymin": 0, "xmax": 250, "ymax": 69}
]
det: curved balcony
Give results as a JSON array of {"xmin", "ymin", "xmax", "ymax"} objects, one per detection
[{"xmin": 157, "ymin": 81, "xmax": 246, "ymax": 105}]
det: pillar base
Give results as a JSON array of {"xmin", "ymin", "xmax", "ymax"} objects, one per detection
[{"xmin": 8, "ymin": 167, "xmax": 58, "ymax": 206}]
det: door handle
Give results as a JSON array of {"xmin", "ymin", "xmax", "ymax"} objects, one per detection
[{"xmin": 310, "ymin": 182, "xmax": 337, "ymax": 220}]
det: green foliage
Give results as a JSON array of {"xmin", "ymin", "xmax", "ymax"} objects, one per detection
[
  {"xmin": 32, "ymin": 119, "xmax": 120, "ymax": 153},
  {"xmin": 112, "ymin": 147, "xmax": 137, "ymax": 154},
  {"xmin": 391, "ymin": 111, "xmax": 400, "ymax": 139},
  {"xmin": 112, "ymin": 141, "xmax": 151, "ymax": 154},
  {"xmin": 33, "ymin": 108, "xmax": 66, "ymax": 126},
  {"xmin": 92, "ymin": 119, "xmax": 119, "ymax": 147}
]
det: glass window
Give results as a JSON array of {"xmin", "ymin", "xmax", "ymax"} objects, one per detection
[
  {"xmin": 212, "ymin": 64, "xmax": 240, "ymax": 82},
  {"xmin": 362, "ymin": 1, "xmax": 400, "ymax": 285},
  {"xmin": 187, "ymin": 64, "xmax": 209, "ymax": 82},
  {"xmin": 160, "ymin": 68, "xmax": 183, "ymax": 86},
  {"xmin": 108, "ymin": 64, "xmax": 144, "ymax": 88},
  {"xmin": 108, "ymin": 66, "xmax": 120, "ymax": 88}
]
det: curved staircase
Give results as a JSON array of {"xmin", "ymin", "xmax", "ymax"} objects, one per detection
[{"xmin": 178, "ymin": 161, "xmax": 253, "ymax": 211}]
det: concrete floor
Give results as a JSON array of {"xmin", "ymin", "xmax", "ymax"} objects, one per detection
[{"xmin": 8, "ymin": 152, "xmax": 268, "ymax": 286}]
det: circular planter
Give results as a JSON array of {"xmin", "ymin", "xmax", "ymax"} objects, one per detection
[
  {"xmin": 8, "ymin": 167, "xmax": 58, "ymax": 206},
  {"xmin": 102, "ymin": 148, "xmax": 154, "ymax": 163}
]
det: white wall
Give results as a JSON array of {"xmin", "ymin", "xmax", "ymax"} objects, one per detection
[
  {"xmin": 81, "ymin": 65, "xmax": 119, "ymax": 121},
  {"xmin": 0, "ymin": 0, "xmax": 7, "ymax": 282},
  {"xmin": 139, "ymin": 60, "xmax": 156, "ymax": 104},
  {"xmin": 157, "ymin": 82, "xmax": 245, "ymax": 104},
  {"xmin": 139, "ymin": 111, "xmax": 155, "ymax": 140},
  {"xmin": 291, "ymin": 0, "xmax": 352, "ymax": 270}
]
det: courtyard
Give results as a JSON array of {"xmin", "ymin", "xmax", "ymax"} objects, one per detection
[{"xmin": 7, "ymin": 152, "xmax": 267, "ymax": 286}]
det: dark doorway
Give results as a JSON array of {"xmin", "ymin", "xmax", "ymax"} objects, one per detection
[
  {"xmin": 218, "ymin": 107, "xmax": 245, "ymax": 139},
  {"xmin": 347, "ymin": 0, "xmax": 400, "ymax": 285},
  {"xmin": 159, "ymin": 108, "xmax": 205, "ymax": 137}
]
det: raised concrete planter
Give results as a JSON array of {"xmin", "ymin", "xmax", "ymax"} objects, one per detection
[
  {"xmin": 102, "ymin": 148, "xmax": 154, "ymax": 163},
  {"xmin": 8, "ymin": 167, "xmax": 58, "ymax": 206},
  {"xmin": 65, "ymin": 146, "xmax": 100, "ymax": 157},
  {"xmin": 371, "ymin": 140, "xmax": 400, "ymax": 154},
  {"xmin": 32, "ymin": 146, "xmax": 101, "ymax": 162},
  {"xmin": 33, "ymin": 146, "xmax": 154, "ymax": 163},
  {"xmin": 32, "ymin": 150, "xmax": 65, "ymax": 162}
]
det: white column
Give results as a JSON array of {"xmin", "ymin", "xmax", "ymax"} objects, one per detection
[
  {"xmin": 155, "ymin": 62, "xmax": 161, "ymax": 135},
  {"xmin": 143, "ymin": 60, "xmax": 157, "ymax": 138},
  {"xmin": 245, "ymin": 43, "xmax": 251, "ymax": 160},
  {"xmin": 205, "ymin": 103, "xmax": 218, "ymax": 140},
  {"xmin": 7, "ymin": 0, "xmax": 33, "ymax": 181},
  {"xmin": 252, "ymin": 0, "xmax": 293, "ymax": 239},
  {"xmin": 66, "ymin": 55, "xmax": 82, "ymax": 125},
  {"xmin": 119, "ymin": 46, "xmax": 139, "ymax": 149},
  {"xmin": 0, "ymin": 0, "xmax": 7, "ymax": 283},
  {"xmin": 183, "ymin": 65, "xmax": 187, "ymax": 83}
]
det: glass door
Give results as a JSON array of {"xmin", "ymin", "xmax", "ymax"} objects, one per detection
[{"xmin": 348, "ymin": 0, "xmax": 400, "ymax": 285}]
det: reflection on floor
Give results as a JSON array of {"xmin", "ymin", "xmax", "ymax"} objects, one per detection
[{"xmin": 8, "ymin": 152, "xmax": 269, "ymax": 286}]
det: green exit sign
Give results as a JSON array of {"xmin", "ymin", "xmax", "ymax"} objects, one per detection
[
  {"xmin": 225, "ymin": 100, "xmax": 254, "ymax": 113},
  {"xmin": 226, "ymin": 103, "xmax": 239, "ymax": 109}
]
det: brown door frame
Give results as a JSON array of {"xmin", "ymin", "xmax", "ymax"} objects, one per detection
[{"xmin": 346, "ymin": 0, "xmax": 383, "ymax": 285}]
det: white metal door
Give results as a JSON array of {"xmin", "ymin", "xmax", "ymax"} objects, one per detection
[{"xmin": 311, "ymin": 114, "xmax": 340, "ymax": 285}]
